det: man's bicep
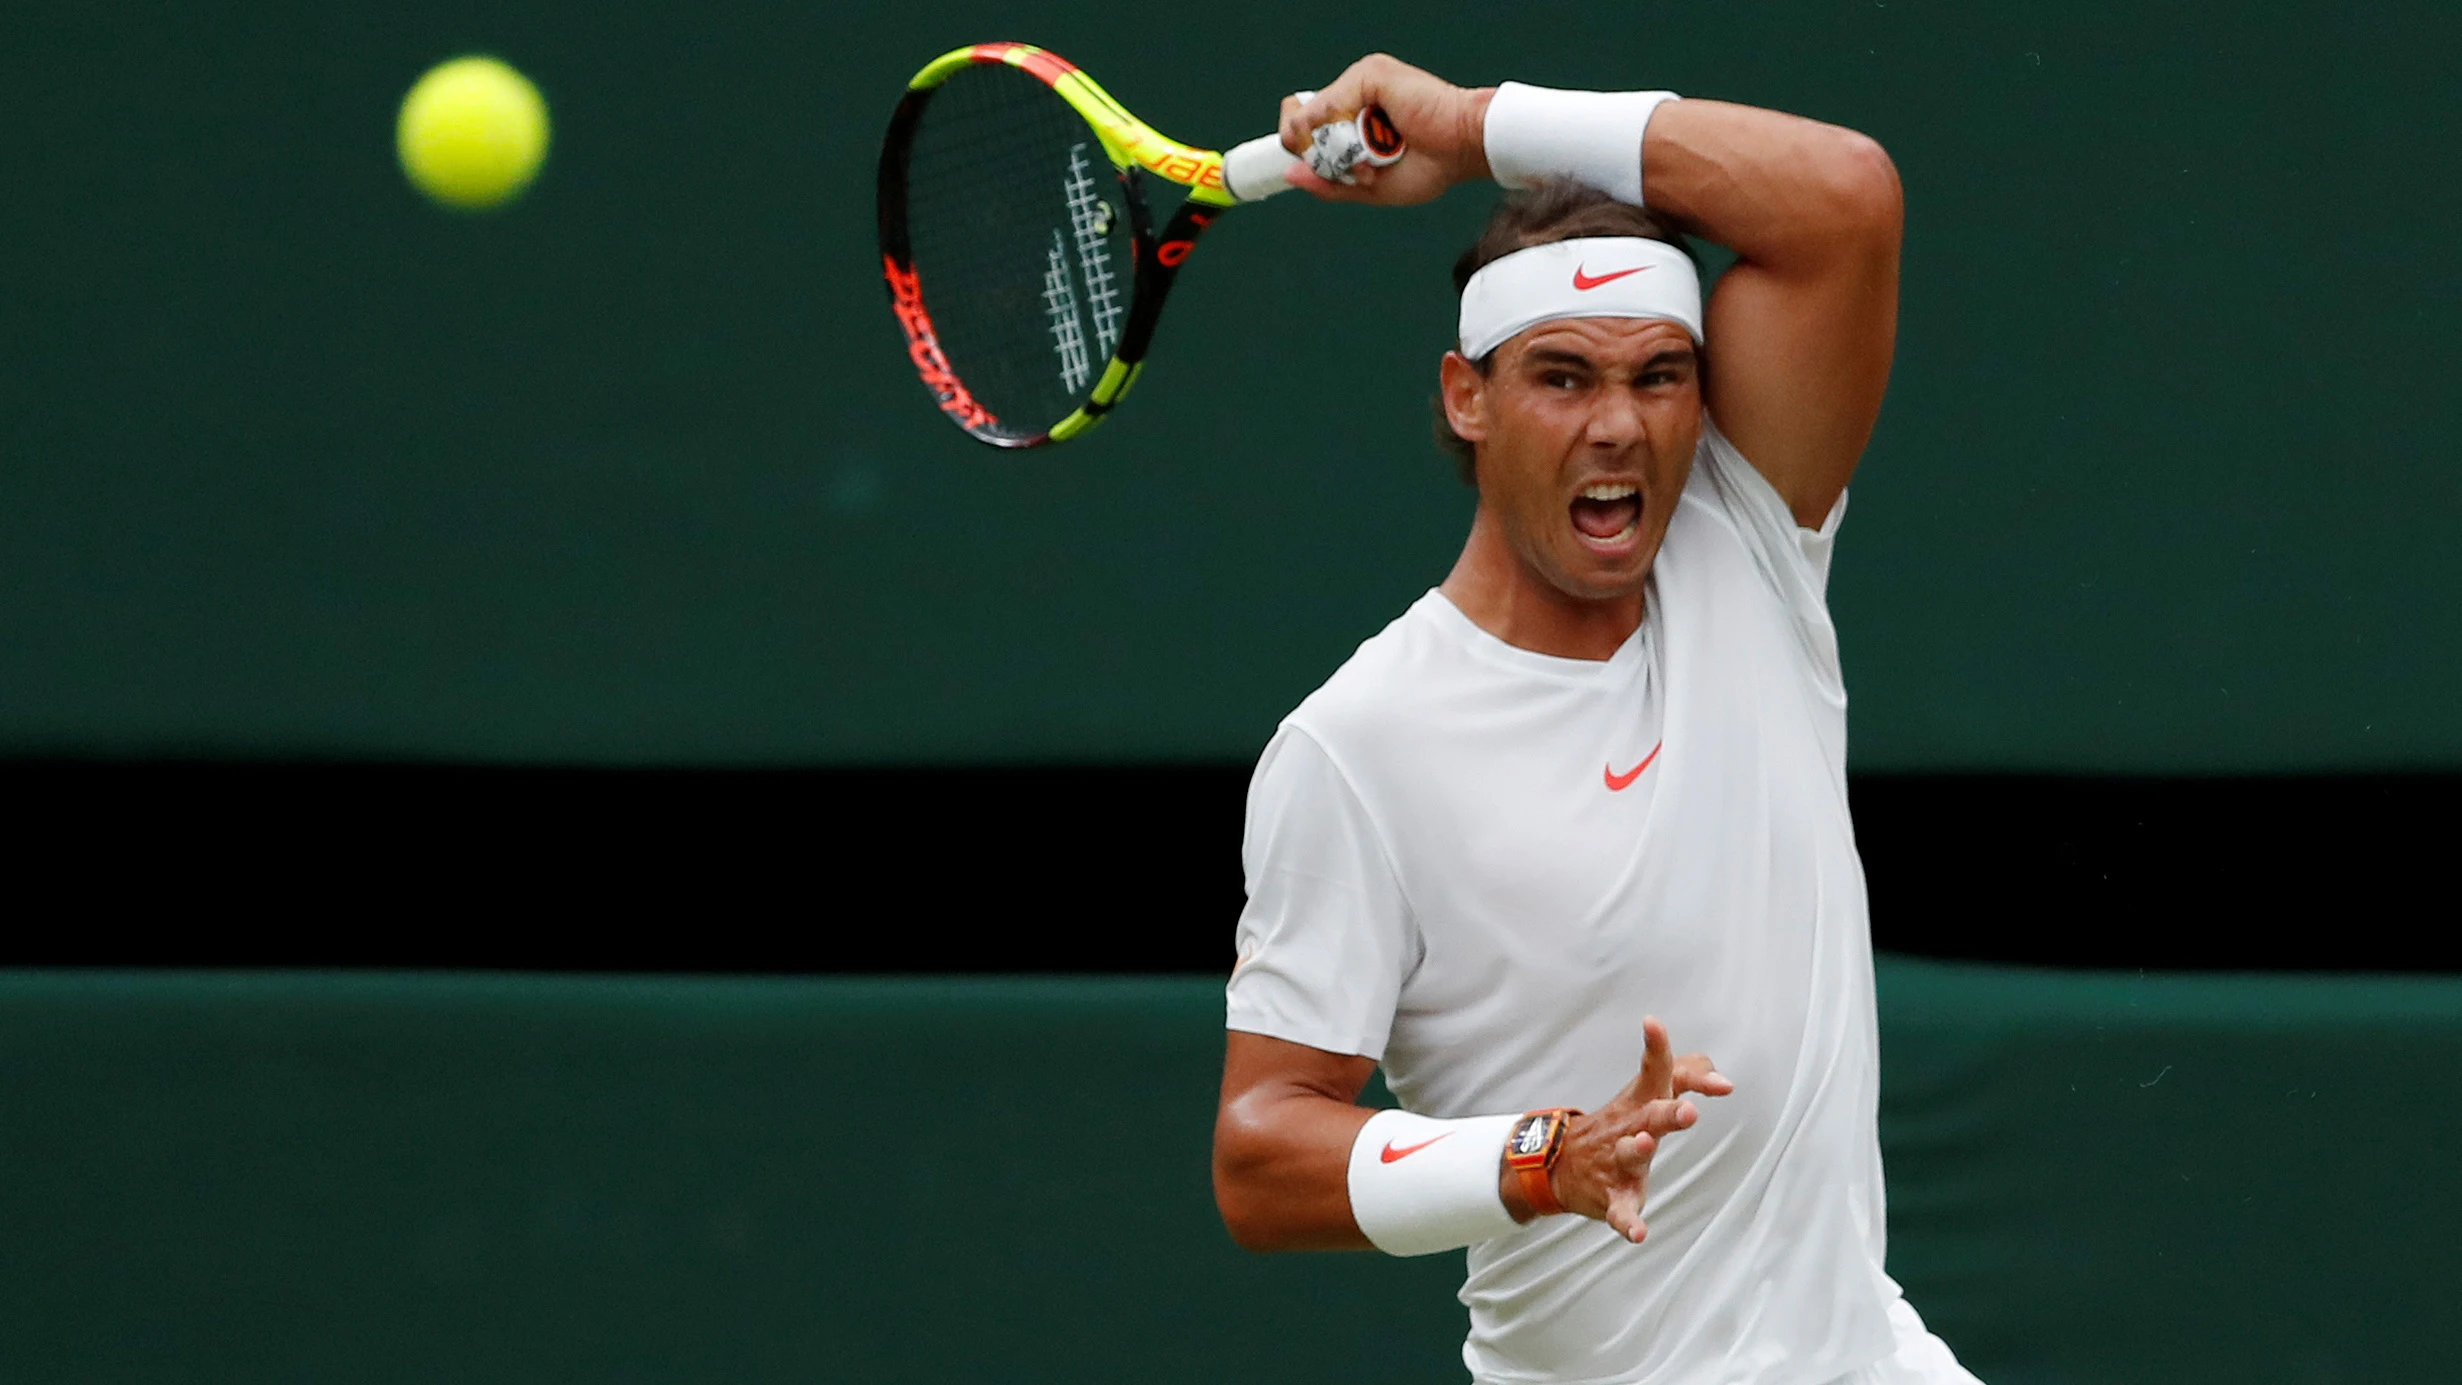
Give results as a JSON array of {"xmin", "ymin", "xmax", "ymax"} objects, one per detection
[{"xmin": 1702, "ymin": 246, "xmax": 1899, "ymax": 529}]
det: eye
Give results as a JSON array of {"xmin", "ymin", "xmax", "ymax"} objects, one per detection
[{"xmin": 1543, "ymin": 371, "xmax": 1581, "ymax": 389}]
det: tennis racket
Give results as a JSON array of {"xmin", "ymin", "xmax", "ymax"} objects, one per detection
[{"xmin": 877, "ymin": 42, "xmax": 1403, "ymax": 448}]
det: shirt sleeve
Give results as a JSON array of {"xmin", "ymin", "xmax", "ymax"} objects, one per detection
[
  {"xmin": 1223, "ymin": 723, "xmax": 1414, "ymax": 1062},
  {"xmin": 1694, "ymin": 415, "xmax": 1848, "ymax": 689}
]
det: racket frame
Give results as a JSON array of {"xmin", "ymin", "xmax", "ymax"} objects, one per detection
[{"xmin": 878, "ymin": 42, "xmax": 1240, "ymax": 448}]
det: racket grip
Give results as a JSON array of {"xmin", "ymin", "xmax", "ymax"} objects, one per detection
[
  {"xmin": 1225, "ymin": 133, "xmax": 1304, "ymax": 202},
  {"xmin": 1224, "ymin": 101, "xmax": 1407, "ymax": 202},
  {"xmin": 1317, "ymin": 105, "xmax": 1406, "ymax": 180}
]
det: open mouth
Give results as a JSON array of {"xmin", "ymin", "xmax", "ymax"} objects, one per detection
[{"xmin": 1570, "ymin": 482, "xmax": 1642, "ymax": 547}]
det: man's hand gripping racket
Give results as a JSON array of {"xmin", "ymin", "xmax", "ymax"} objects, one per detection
[
  {"xmin": 1273, "ymin": 53, "xmax": 1498, "ymax": 206},
  {"xmin": 876, "ymin": 43, "xmax": 1411, "ymax": 448}
]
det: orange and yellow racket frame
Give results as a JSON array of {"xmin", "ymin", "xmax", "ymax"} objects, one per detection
[{"xmin": 877, "ymin": 43, "xmax": 1242, "ymax": 448}]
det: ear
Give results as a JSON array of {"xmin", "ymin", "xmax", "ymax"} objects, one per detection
[{"xmin": 1439, "ymin": 351, "xmax": 1490, "ymax": 445}]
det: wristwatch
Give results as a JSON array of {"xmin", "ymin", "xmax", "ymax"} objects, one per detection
[{"xmin": 1505, "ymin": 1108, "xmax": 1578, "ymax": 1216}]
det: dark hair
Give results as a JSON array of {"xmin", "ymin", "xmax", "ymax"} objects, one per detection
[{"xmin": 1434, "ymin": 178, "xmax": 1700, "ymax": 485}]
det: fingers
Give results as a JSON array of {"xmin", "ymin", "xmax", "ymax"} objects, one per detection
[
  {"xmin": 1281, "ymin": 52, "xmax": 1421, "ymax": 157},
  {"xmin": 1562, "ymin": 1021, "xmax": 1727, "ymax": 1246},
  {"xmin": 1281, "ymin": 162, "xmax": 1381, "ymax": 204},
  {"xmin": 1281, "ymin": 85, "xmax": 1361, "ymax": 158},
  {"xmin": 1636, "ymin": 1097, "xmax": 1696, "ymax": 1137},
  {"xmin": 1284, "ymin": 57, "xmax": 1382, "ymax": 152},
  {"xmin": 1276, "ymin": 92, "xmax": 1311, "ymax": 157},
  {"xmin": 1604, "ymin": 1020, "xmax": 1705, "ymax": 1115},
  {"xmin": 1278, "ymin": 82, "xmax": 1395, "ymax": 201},
  {"xmin": 1638, "ymin": 1015, "xmax": 1675, "ymax": 1099},
  {"xmin": 1274, "ymin": 55, "xmax": 1476, "ymax": 208},
  {"xmin": 1604, "ymin": 1132, "xmax": 1654, "ymax": 1242},
  {"xmin": 1619, "ymin": 1129, "xmax": 1657, "ymax": 1170},
  {"xmin": 1672, "ymin": 1052, "xmax": 1735, "ymax": 1098},
  {"xmin": 1605, "ymin": 1192, "xmax": 1648, "ymax": 1243}
]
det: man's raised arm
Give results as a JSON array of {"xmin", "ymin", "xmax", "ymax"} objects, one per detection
[
  {"xmin": 1281, "ymin": 56, "xmax": 1902, "ymax": 527},
  {"xmin": 1647, "ymin": 98, "xmax": 1900, "ymax": 527}
]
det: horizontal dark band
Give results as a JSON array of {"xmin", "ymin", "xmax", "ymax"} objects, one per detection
[{"xmin": 4, "ymin": 762, "xmax": 2450, "ymax": 974}]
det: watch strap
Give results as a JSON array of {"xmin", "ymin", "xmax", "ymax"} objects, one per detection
[{"xmin": 1506, "ymin": 1108, "xmax": 1577, "ymax": 1216}]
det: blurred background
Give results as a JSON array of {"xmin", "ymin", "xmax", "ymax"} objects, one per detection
[
  {"xmin": 7, "ymin": 2, "xmax": 2457, "ymax": 771},
  {"xmin": 3, "ymin": 0, "xmax": 2456, "ymax": 1381},
  {"xmin": 3, "ymin": 0, "xmax": 2454, "ymax": 965}
]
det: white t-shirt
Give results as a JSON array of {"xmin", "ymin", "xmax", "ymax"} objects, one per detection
[{"xmin": 1225, "ymin": 419, "xmax": 1896, "ymax": 1385}]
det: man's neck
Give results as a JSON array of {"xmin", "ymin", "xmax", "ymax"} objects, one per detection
[{"xmin": 1437, "ymin": 509, "xmax": 1645, "ymax": 662}]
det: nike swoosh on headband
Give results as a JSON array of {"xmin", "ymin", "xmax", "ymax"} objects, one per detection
[{"xmin": 1572, "ymin": 265, "xmax": 1650, "ymax": 291}]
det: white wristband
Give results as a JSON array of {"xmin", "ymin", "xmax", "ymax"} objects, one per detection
[
  {"xmin": 1481, "ymin": 82, "xmax": 1679, "ymax": 207},
  {"xmin": 1346, "ymin": 1109, "xmax": 1521, "ymax": 1256}
]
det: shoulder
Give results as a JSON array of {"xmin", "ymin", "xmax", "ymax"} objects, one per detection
[
  {"xmin": 1258, "ymin": 590, "xmax": 1501, "ymax": 829},
  {"xmin": 1281, "ymin": 592, "xmax": 1461, "ymax": 755}
]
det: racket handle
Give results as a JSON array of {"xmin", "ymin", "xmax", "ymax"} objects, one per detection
[
  {"xmin": 1223, "ymin": 101, "xmax": 1407, "ymax": 203},
  {"xmin": 1225, "ymin": 134, "xmax": 1305, "ymax": 202}
]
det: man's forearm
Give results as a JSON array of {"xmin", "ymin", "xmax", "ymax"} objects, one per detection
[{"xmin": 1638, "ymin": 98, "xmax": 1902, "ymax": 270}]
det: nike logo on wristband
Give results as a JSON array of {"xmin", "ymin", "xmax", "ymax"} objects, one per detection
[
  {"xmin": 1572, "ymin": 265, "xmax": 1649, "ymax": 291},
  {"xmin": 1379, "ymin": 1134, "xmax": 1451, "ymax": 1163},
  {"xmin": 1605, "ymin": 742, "xmax": 1664, "ymax": 791}
]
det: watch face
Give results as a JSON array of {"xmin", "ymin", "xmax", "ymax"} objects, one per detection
[{"xmin": 1511, "ymin": 1115, "xmax": 1552, "ymax": 1157}]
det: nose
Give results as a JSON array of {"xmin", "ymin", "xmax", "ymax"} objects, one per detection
[{"xmin": 1583, "ymin": 383, "xmax": 1646, "ymax": 451}]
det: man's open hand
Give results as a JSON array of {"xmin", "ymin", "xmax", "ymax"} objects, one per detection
[
  {"xmin": 1540, "ymin": 1016, "xmax": 1733, "ymax": 1243},
  {"xmin": 1278, "ymin": 55, "xmax": 1494, "ymax": 206}
]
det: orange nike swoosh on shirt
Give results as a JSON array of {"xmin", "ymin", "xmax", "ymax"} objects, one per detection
[
  {"xmin": 1604, "ymin": 742, "xmax": 1664, "ymax": 791},
  {"xmin": 1572, "ymin": 264, "xmax": 1650, "ymax": 291},
  {"xmin": 1380, "ymin": 1134, "xmax": 1452, "ymax": 1163}
]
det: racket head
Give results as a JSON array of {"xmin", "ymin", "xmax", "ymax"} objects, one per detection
[{"xmin": 878, "ymin": 43, "xmax": 1233, "ymax": 448}]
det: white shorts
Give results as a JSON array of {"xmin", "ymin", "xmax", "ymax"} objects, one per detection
[{"xmin": 1827, "ymin": 1297, "xmax": 1984, "ymax": 1385}]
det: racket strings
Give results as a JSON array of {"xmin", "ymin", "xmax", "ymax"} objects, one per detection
[{"xmin": 900, "ymin": 66, "xmax": 1138, "ymax": 439}]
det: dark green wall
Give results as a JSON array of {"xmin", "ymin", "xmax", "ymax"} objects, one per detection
[
  {"xmin": 3, "ymin": 962, "xmax": 2456, "ymax": 1382},
  {"xmin": 5, "ymin": 3, "xmax": 2457, "ymax": 767}
]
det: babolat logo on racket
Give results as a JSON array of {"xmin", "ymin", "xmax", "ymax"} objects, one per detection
[
  {"xmin": 1155, "ymin": 209, "xmax": 1218, "ymax": 268},
  {"xmin": 882, "ymin": 257, "xmax": 996, "ymax": 432}
]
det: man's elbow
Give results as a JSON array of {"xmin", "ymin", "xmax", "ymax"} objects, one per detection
[
  {"xmin": 1214, "ymin": 1180, "xmax": 1281, "ymax": 1253},
  {"xmin": 1824, "ymin": 130, "xmax": 1903, "ymax": 248},
  {"xmin": 1212, "ymin": 1160, "xmax": 1287, "ymax": 1252},
  {"xmin": 1211, "ymin": 1110, "xmax": 1328, "ymax": 1252},
  {"xmin": 1211, "ymin": 1127, "xmax": 1292, "ymax": 1252}
]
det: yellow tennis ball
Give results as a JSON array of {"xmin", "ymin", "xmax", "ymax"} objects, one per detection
[{"xmin": 396, "ymin": 56, "xmax": 550, "ymax": 210}]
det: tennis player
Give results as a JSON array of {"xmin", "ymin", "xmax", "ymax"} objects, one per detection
[{"xmin": 1213, "ymin": 57, "xmax": 1980, "ymax": 1385}]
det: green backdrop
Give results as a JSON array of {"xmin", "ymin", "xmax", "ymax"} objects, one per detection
[
  {"xmin": 2, "ymin": 960, "xmax": 2456, "ymax": 1383},
  {"xmin": 4, "ymin": 2, "xmax": 2457, "ymax": 768}
]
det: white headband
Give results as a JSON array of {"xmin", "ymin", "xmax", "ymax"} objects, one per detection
[{"xmin": 1456, "ymin": 237, "xmax": 1703, "ymax": 361}]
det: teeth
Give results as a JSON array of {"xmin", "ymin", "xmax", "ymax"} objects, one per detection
[{"xmin": 1580, "ymin": 483, "xmax": 1638, "ymax": 501}]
